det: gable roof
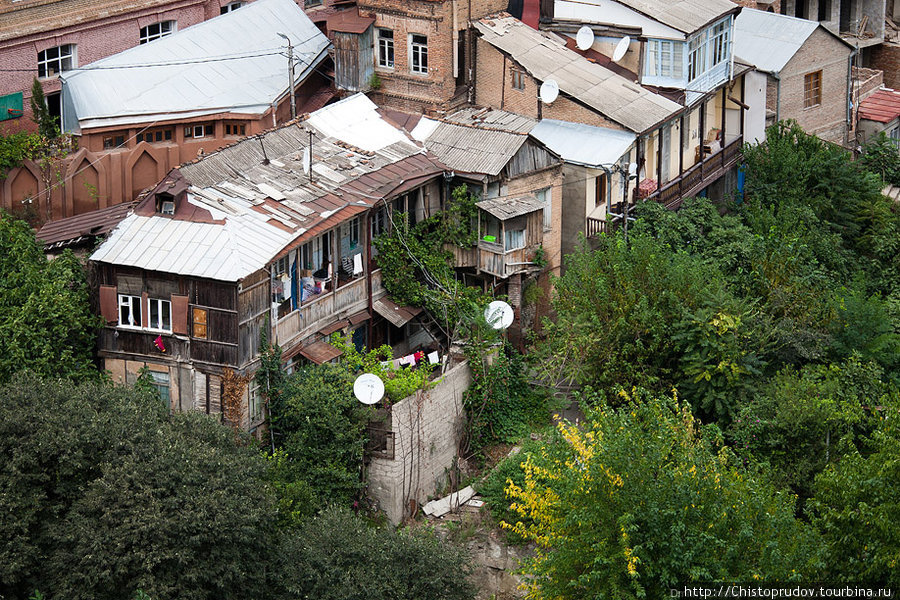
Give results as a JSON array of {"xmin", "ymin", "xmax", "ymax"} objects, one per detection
[
  {"xmin": 734, "ymin": 8, "xmax": 847, "ymax": 73},
  {"xmin": 858, "ymin": 88, "xmax": 900, "ymax": 124},
  {"xmin": 36, "ymin": 200, "xmax": 137, "ymax": 252},
  {"xmin": 610, "ymin": 0, "xmax": 738, "ymax": 34},
  {"xmin": 60, "ymin": 0, "xmax": 330, "ymax": 132},
  {"xmin": 474, "ymin": 15, "xmax": 681, "ymax": 134},
  {"xmin": 412, "ymin": 117, "xmax": 531, "ymax": 176},
  {"xmin": 90, "ymin": 94, "xmax": 446, "ymax": 281}
]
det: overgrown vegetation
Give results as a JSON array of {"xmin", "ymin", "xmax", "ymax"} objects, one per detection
[
  {"xmin": 485, "ymin": 121, "xmax": 900, "ymax": 596},
  {"xmin": 0, "ymin": 213, "xmax": 101, "ymax": 383}
]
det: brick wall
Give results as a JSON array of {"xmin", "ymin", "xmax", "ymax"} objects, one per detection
[
  {"xmin": 779, "ymin": 28, "xmax": 850, "ymax": 143},
  {"xmin": 869, "ymin": 43, "xmax": 900, "ymax": 91},
  {"xmin": 506, "ymin": 165, "xmax": 563, "ymax": 278},
  {"xmin": 474, "ymin": 38, "xmax": 625, "ymax": 130},
  {"xmin": 367, "ymin": 360, "xmax": 471, "ymax": 524},
  {"xmin": 0, "ymin": 0, "xmax": 238, "ymax": 133}
]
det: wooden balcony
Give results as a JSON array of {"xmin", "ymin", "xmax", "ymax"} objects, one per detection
[
  {"xmin": 585, "ymin": 216, "xmax": 610, "ymax": 238},
  {"xmin": 445, "ymin": 241, "xmax": 537, "ymax": 278},
  {"xmin": 646, "ymin": 135, "xmax": 743, "ymax": 210},
  {"xmin": 276, "ymin": 275, "xmax": 368, "ymax": 348}
]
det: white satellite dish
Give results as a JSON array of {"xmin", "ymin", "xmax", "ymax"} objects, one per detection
[
  {"xmin": 628, "ymin": 162, "xmax": 638, "ymax": 177},
  {"xmin": 575, "ymin": 25, "xmax": 595, "ymax": 50},
  {"xmin": 612, "ymin": 36, "xmax": 631, "ymax": 63},
  {"xmin": 354, "ymin": 373, "xmax": 385, "ymax": 405},
  {"xmin": 539, "ymin": 79, "xmax": 559, "ymax": 104},
  {"xmin": 484, "ymin": 300, "xmax": 514, "ymax": 330},
  {"xmin": 302, "ymin": 146, "xmax": 311, "ymax": 175}
]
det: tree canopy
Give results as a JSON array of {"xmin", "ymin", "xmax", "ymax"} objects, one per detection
[{"xmin": 0, "ymin": 214, "xmax": 100, "ymax": 383}]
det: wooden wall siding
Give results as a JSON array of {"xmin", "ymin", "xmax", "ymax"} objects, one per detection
[
  {"xmin": 191, "ymin": 339, "xmax": 240, "ymax": 366},
  {"xmin": 475, "ymin": 211, "xmax": 541, "ymax": 277},
  {"xmin": 195, "ymin": 278, "xmax": 237, "ymax": 311},
  {"xmin": 100, "ymin": 328, "xmax": 189, "ymax": 360},
  {"xmin": 334, "ymin": 28, "xmax": 374, "ymax": 92},
  {"xmin": 371, "ymin": 268, "xmax": 384, "ymax": 296},
  {"xmin": 505, "ymin": 140, "xmax": 558, "ymax": 179},
  {"xmin": 275, "ymin": 276, "xmax": 369, "ymax": 349},
  {"xmin": 238, "ymin": 274, "xmax": 270, "ymax": 325},
  {"xmin": 445, "ymin": 243, "xmax": 477, "ymax": 268}
]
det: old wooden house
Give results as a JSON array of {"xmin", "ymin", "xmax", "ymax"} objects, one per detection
[{"xmin": 90, "ymin": 94, "xmax": 446, "ymax": 430}]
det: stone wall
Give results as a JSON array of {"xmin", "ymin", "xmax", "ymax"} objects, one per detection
[{"xmin": 367, "ymin": 359, "xmax": 471, "ymax": 524}]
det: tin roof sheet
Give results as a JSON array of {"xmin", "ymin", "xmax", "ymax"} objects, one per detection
[
  {"xmin": 474, "ymin": 16, "xmax": 680, "ymax": 134},
  {"xmin": 733, "ymin": 8, "xmax": 820, "ymax": 73},
  {"xmin": 90, "ymin": 94, "xmax": 445, "ymax": 281},
  {"xmin": 530, "ymin": 119, "xmax": 635, "ymax": 168},
  {"xmin": 611, "ymin": 0, "xmax": 739, "ymax": 34},
  {"xmin": 37, "ymin": 201, "xmax": 137, "ymax": 250},
  {"xmin": 415, "ymin": 118, "xmax": 529, "ymax": 176},
  {"xmin": 61, "ymin": 0, "xmax": 330, "ymax": 129},
  {"xmin": 476, "ymin": 195, "xmax": 544, "ymax": 220}
]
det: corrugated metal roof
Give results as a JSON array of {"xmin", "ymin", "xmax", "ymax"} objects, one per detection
[
  {"xmin": 61, "ymin": 0, "xmax": 330, "ymax": 130},
  {"xmin": 417, "ymin": 119, "xmax": 528, "ymax": 176},
  {"xmin": 477, "ymin": 195, "xmax": 544, "ymax": 220},
  {"xmin": 531, "ymin": 119, "xmax": 635, "ymax": 168},
  {"xmin": 326, "ymin": 7, "xmax": 375, "ymax": 34},
  {"xmin": 306, "ymin": 93, "xmax": 416, "ymax": 152},
  {"xmin": 474, "ymin": 16, "xmax": 680, "ymax": 134},
  {"xmin": 444, "ymin": 107, "xmax": 538, "ymax": 134},
  {"xmin": 734, "ymin": 8, "xmax": 819, "ymax": 73},
  {"xmin": 91, "ymin": 94, "xmax": 445, "ymax": 281},
  {"xmin": 859, "ymin": 89, "xmax": 900, "ymax": 124},
  {"xmin": 612, "ymin": 0, "xmax": 738, "ymax": 34},
  {"xmin": 37, "ymin": 201, "xmax": 137, "ymax": 250}
]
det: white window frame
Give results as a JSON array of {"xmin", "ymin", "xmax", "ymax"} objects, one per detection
[
  {"xmin": 377, "ymin": 29, "xmax": 395, "ymax": 69},
  {"xmin": 118, "ymin": 294, "xmax": 142, "ymax": 329},
  {"xmin": 220, "ymin": 1, "xmax": 243, "ymax": 13},
  {"xmin": 688, "ymin": 33, "xmax": 707, "ymax": 82},
  {"xmin": 140, "ymin": 21, "xmax": 176, "ymax": 44},
  {"xmin": 710, "ymin": 20, "xmax": 729, "ymax": 67},
  {"xmin": 645, "ymin": 39, "xmax": 684, "ymax": 79},
  {"xmin": 147, "ymin": 298, "xmax": 172, "ymax": 332},
  {"xmin": 409, "ymin": 34, "xmax": 428, "ymax": 75},
  {"xmin": 349, "ymin": 217, "xmax": 360, "ymax": 247},
  {"xmin": 37, "ymin": 44, "xmax": 76, "ymax": 78}
]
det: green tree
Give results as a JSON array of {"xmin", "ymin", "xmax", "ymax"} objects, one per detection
[
  {"xmin": 0, "ymin": 375, "xmax": 277, "ymax": 600},
  {"xmin": 0, "ymin": 214, "xmax": 100, "ymax": 383},
  {"xmin": 497, "ymin": 392, "xmax": 820, "ymax": 599},
  {"xmin": 809, "ymin": 406, "xmax": 900, "ymax": 585},
  {"xmin": 729, "ymin": 356, "xmax": 895, "ymax": 502},
  {"xmin": 536, "ymin": 232, "xmax": 722, "ymax": 394},
  {"xmin": 267, "ymin": 362, "xmax": 371, "ymax": 518},
  {"xmin": 273, "ymin": 506, "xmax": 474, "ymax": 600},
  {"xmin": 30, "ymin": 78, "xmax": 58, "ymax": 139},
  {"xmin": 859, "ymin": 131, "xmax": 900, "ymax": 186}
]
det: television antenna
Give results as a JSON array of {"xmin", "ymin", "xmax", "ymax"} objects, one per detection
[
  {"xmin": 612, "ymin": 36, "xmax": 631, "ymax": 63},
  {"xmin": 484, "ymin": 300, "xmax": 514, "ymax": 330},
  {"xmin": 575, "ymin": 25, "xmax": 595, "ymax": 50},
  {"xmin": 353, "ymin": 373, "xmax": 385, "ymax": 405}
]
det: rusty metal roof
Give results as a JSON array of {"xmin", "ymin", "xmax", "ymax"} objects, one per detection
[
  {"xmin": 326, "ymin": 7, "xmax": 374, "ymax": 34},
  {"xmin": 37, "ymin": 201, "xmax": 137, "ymax": 251},
  {"xmin": 474, "ymin": 16, "xmax": 681, "ymax": 134},
  {"xmin": 91, "ymin": 94, "xmax": 446, "ymax": 281},
  {"xmin": 373, "ymin": 297, "xmax": 422, "ymax": 328},
  {"xmin": 859, "ymin": 89, "xmax": 900, "ymax": 124}
]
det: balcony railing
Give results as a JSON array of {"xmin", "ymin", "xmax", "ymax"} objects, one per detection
[
  {"xmin": 646, "ymin": 135, "xmax": 743, "ymax": 210},
  {"xmin": 586, "ymin": 216, "xmax": 609, "ymax": 238}
]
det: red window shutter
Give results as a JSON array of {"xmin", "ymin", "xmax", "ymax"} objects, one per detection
[
  {"xmin": 141, "ymin": 292, "xmax": 149, "ymax": 328},
  {"xmin": 99, "ymin": 285, "xmax": 118, "ymax": 324},
  {"xmin": 171, "ymin": 295, "xmax": 189, "ymax": 335}
]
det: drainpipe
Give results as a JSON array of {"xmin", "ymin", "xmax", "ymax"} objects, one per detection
[
  {"xmin": 846, "ymin": 43, "xmax": 859, "ymax": 148},
  {"xmin": 773, "ymin": 72, "xmax": 781, "ymax": 124},
  {"xmin": 452, "ymin": 0, "xmax": 459, "ymax": 80}
]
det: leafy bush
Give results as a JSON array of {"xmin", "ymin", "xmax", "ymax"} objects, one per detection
[{"xmin": 273, "ymin": 506, "xmax": 475, "ymax": 600}]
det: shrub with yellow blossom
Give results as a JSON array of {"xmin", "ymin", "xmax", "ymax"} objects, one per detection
[{"xmin": 499, "ymin": 390, "xmax": 821, "ymax": 599}]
